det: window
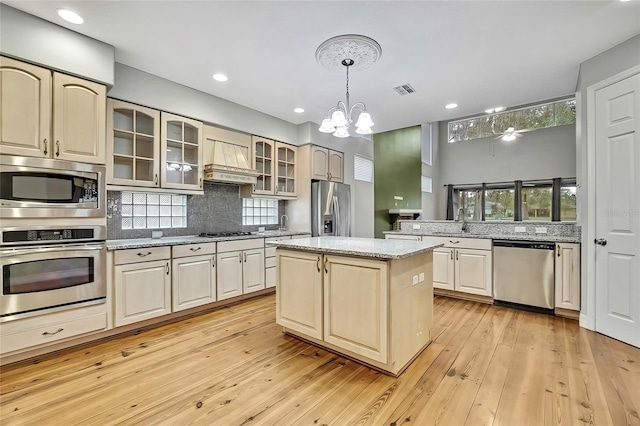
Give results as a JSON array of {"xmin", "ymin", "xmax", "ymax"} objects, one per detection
[
  {"xmin": 448, "ymin": 98, "xmax": 576, "ymax": 143},
  {"xmin": 421, "ymin": 123, "xmax": 432, "ymax": 166},
  {"xmin": 242, "ymin": 198, "xmax": 278, "ymax": 225},
  {"xmin": 354, "ymin": 154, "xmax": 373, "ymax": 183},
  {"xmin": 455, "ymin": 188, "xmax": 483, "ymax": 220},
  {"xmin": 522, "ymin": 184, "xmax": 553, "ymax": 221},
  {"xmin": 121, "ymin": 192, "xmax": 187, "ymax": 229},
  {"xmin": 560, "ymin": 182, "xmax": 577, "ymax": 221},
  {"xmin": 485, "ymin": 187, "xmax": 515, "ymax": 221},
  {"xmin": 421, "ymin": 176, "xmax": 433, "ymax": 193}
]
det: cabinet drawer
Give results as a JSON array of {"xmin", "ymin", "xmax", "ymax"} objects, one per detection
[
  {"xmin": 1, "ymin": 307, "xmax": 107, "ymax": 354},
  {"xmin": 217, "ymin": 238, "xmax": 263, "ymax": 253},
  {"xmin": 265, "ymin": 256, "xmax": 276, "ymax": 268},
  {"xmin": 172, "ymin": 242, "xmax": 216, "ymax": 258},
  {"xmin": 421, "ymin": 236, "xmax": 492, "ymax": 250},
  {"xmin": 265, "ymin": 236, "xmax": 291, "ymax": 243},
  {"xmin": 114, "ymin": 246, "xmax": 171, "ymax": 265},
  {"xmin": 265, "ymin": 247, "xmax": 277, "ymax": 258},
  {"xmin": 265, "ymin": 267, "xmax": 276, "ymax": 288}
]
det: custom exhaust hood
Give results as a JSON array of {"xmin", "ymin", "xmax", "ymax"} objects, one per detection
[{"xmin": 204, "ymin": 140, "xmax": 259, "ymax": 185}]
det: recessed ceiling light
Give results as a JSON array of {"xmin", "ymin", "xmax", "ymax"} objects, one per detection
[
  {"xmin": 212, "ymin": 74, "xmax": 228, "ymax": 82},
  {"xmin": 620, "ymin": 0, "xmax": 632, "ymax": 2},
  {"xmin": 57, "ymin": 9, "xmax": 83, "ymax": 24},
  {"xmin": 293, "ymin": 108, "xmax": 304, "ymax": 113},
  {"xmin": 445, "ymin": 103, "xmax": 458, "ymax": 109}
]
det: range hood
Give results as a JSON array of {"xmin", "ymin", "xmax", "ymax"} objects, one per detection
[{"xmin": 204, "ymin": 140, "xmax": 259, "ymax": 185}]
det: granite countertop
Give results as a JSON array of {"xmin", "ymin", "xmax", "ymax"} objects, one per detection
[
  {"xmin": 383, "ymin": 230, "xmax": 581, "ymax": 243},
  {"xmin": 267, "ymin": 236, "xmax": 443, "ymax": 260},
  {"xmin": 106, "ymin": 230, "xmax": 311, "ymax": 250}
]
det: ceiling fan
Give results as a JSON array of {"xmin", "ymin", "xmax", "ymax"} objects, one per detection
[{"xmin": 495, "ymin": 126, "xmax": 523, "ymax": 142}]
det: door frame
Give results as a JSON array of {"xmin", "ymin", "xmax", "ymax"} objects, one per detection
[{"xmin": 582, "ymin": 64, "xmax": 640, "ymax": 330}]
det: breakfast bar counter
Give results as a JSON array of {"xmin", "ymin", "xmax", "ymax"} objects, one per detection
[{"xmin": 268, "ymin": 236, "xmax": 441, "ymax": 376}]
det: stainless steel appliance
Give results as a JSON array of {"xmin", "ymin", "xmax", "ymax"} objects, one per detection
[
  {"xmin": 493, "ymin": 240, "xmax": 555, "ymax": 313},
  {"xmin": 0, "ymin": 155, "xmax": 105, "ymax": 218},
  {"xmin": 0, "ymin": 225, "xmax": 106, "ymax": 321},
  {"xmin": 312, "ymin": 181, "xmax": 351, "ymax": 237}
]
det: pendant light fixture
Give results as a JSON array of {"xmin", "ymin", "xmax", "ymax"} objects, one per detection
[{"xmin": 316, "ymin": 35, "xmax": 381, "ymax": 138}]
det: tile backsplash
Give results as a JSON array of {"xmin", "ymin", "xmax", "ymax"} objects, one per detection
[{"xmin": 107, "ymin": 182, "xmax": 284, "ymax": 240}]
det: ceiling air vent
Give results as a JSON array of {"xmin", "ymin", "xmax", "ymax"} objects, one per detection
[{"xmin": 393, "ymin": 84, "xmax": 416, "ymax": 96}]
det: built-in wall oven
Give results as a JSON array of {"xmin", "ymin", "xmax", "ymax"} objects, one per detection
[
  {"xmin": 0, "ymin": 225, "xmax": 107, "ymax": 321},
  {"xmin": 0, "ymin": 155, "xmax": 105, "ymax": 218}
]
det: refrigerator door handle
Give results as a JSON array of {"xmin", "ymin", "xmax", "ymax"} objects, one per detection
[{"xmin": 332, "ymin": 195, "xmax": 340, "ymax": 236}]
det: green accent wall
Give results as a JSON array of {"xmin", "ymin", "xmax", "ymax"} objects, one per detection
[{"xmin": 373, "ymin": 126, "xmax": 422, "ymax": 238}]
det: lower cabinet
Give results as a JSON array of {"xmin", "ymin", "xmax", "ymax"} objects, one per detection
[
  {"xmin": 113, "ymin": 246, "xmax": 171, "ymax": 327},
  {"xmin": 555, "ymin": 243, "xmax": 581, "ymax": 312},
  {"xmin": 323, "ymin": 255, "xmax": 388, "ymax": 363},
  {"xmin": 171, "ymin": 242, "xmax": 217, "ymax": 312},
  {"xmin": 217, "ymin": 239, "xmax": 265, "ymax": 300}
]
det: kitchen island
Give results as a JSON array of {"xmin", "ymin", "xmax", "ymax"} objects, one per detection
[{"xmin": 268, "ymin": 236, "xmax": 441, "ymax": 376}]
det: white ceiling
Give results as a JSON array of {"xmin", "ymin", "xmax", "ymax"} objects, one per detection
[{"xmin": 4, "ymin": 1, "xmax": 640, "ymax": 133}]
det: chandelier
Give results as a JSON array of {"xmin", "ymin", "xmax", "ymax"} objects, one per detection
[{"xmin": 316, "ymin": 35, "xmax": 382, "ymax": 138}]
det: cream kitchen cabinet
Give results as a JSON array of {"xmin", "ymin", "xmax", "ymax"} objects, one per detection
[
  {"xmin": 265, "ymin": 235, "xmax": 291, "ymax": 288},
  {"xmin": 107, "ymin": 99, "xmax": 161, "ymax": 187},
  {"xmin": 216, "ymin": 239, "xmax": 265, "ymax": 300},
  {"xmin": 113, "ymin": 246, "xmax": 171, "ymax": 327},
  {"xmin": 161, "ymin": 112, "xmax": 203, "ymax": 191},
  {"xmin": 311, "ymin": 146, "xmax": 344, "ymax": 182},
  {"xmin": 171, "ymin": 242, "xmax": 217, "ymax": 312},
  {"xmin": 0, "ymin": 56, "xmax": 106, "ymax": 164},
  {"xmin": 420, "ymin": 236, "xmax": 492, "ymax": 298},
  {"xmin": 245, "ymin": 136, "xmax": 297, "ymax": 198},
  {"xmin": 555, "ymin": 243, "xmax": 581, "ymax": 313}
]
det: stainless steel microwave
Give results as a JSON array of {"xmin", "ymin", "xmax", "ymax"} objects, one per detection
[{"xmin": 0, "ymin": 155, "xmax": 105, "ymax": 218}]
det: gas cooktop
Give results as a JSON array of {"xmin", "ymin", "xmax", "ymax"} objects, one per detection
[{"xmin": 198, "ymin": 231, "xmax": 252, "ymax": 238}]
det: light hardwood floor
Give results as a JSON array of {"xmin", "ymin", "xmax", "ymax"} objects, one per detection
[{"xmin": 1, "ymin": 295, "xmax": 639, "ymax": 425}]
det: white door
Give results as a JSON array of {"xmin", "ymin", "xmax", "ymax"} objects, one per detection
[
  {"xmin": 595, "ymin": 73, "xmax": 640, "ymax": 347},
  {"xmin": 216, "ymin": 251, "xmax": 243, "ymax": 300}
]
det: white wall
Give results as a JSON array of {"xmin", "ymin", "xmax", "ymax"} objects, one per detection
[
  {"xmin": 434, "ymin": 123, "xmax": 577, "ymax": 219},
  {"xmin": 0, "ymin": 4, "xmax": 115, "ymax": 85},
  {"xmin": 421, "ymin": 123, "xmax": 439, "ymax": 220}
]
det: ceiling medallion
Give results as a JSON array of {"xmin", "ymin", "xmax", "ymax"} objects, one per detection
[
  {"xmin": 315, "ymin": 34, "xmax": 382, "ymax": 72},
  {"xmin": 316, "ymin": 35, "xmax": 381, "ymax": 138}
]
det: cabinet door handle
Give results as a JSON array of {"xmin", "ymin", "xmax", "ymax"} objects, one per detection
[
  {"xmin": 166, "ymin": 262, "xmax": 170, "ymax": 275},
  {"xmin": 55, "ymin": 140, "xmax": 60, "ymax": 157},
  {"xmin": 239, "ymin": 254, "xmax": 242, "ymax": 264},
  {"xmin": 137, "ymin": 251, "xmax": 152, "ymax": 257},
  {"xmin": 449, "ymin": 240, "xmax": 460, "ymax": 244},
  {"xmin": 189, "ymin": 247, "xmax": 201, "ymax": 252},
  {"xmin": 316, "ymin": 256, "xmax": 320, "ymax": 272},
  {"xmin": 42, "ymin": 328, "xmax": 64, "ymax": 336},
  {"xmin": 244, "ymin": 252, "xmax": 247, "ymax": 262},
  {"xmin": 43, "ymin": 138, "xmax": 48, "ymax": 155},
  {"xmin": 328, "ymin": 172, "xmax": 332, "ymax": 181},
  {"xmin": 324, "ymin": 257, "xmax": 328, "ymax": 274},
  {"xmin": 456, "ymin": 250, "xmax": 459, "ymax": 261},
  {"xmin": 252, "ymin": 184, "xmax": 256, "ymax": 192},
  {"xmin": 450, "ymin": 250, "xmax": 453, "ymax": 260},
  {"xmin": 154, "ymin": 173, "xmax": 159, "ymax": 186},
  {"xmin": 212, "ymin": 256, "xmax": 216, "ymax": 268},
  {"xmin": 199, "ymin": 178, "xmax": 203, "ymax": 188},
  {"xmin": 557, "ymin": 245, "xmax": 561, "ymax": 257}
]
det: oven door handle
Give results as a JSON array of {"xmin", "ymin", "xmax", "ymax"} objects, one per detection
[{"xmin": 0, "ymin": 244, "xmax": 105, "ymax": 256}]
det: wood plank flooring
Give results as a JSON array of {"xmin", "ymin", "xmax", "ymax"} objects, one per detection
[{"xmin": 1, "ymin": 295, "xmax": 639, "ymax": 425}]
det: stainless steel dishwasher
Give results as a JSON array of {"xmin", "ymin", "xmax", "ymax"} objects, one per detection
[{"xmin": 493, "ymin": 240, "xmax": 555, "ymax": 313}]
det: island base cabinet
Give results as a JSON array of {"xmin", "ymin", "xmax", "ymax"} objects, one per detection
[
  {"xmin": 276, "ymin": 251, "xmax": 323, "ymax": 339},
  {"xmin": 323, "ymin": 256, "xmax": 388, "ymax": 364},
  {"xmin": 172, "ymin": 254, "xmax": 216, "ymax": 312},
  {"xmin": 114, "ymin": 260, "xmax": 171, "ymax": 327}
]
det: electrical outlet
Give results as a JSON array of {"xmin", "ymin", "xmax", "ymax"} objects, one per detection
[
  {"xmin": 515, "ymin": 226, "xmax": 526, "ymax": 233},
  {"xmin": 535, "ymin": 227, "xmax": 548, "ymax": 234},
  {"xmin": 412, "ymin": 275, "xmax": 419, "ymax": 285},
  {"xmin": 413, "ymin": 224, "xmax": 421, "ymax": 230},
  {"xmin": 258, "ymin": 226, "xmax": 265, "ymax": 232},
  {"xmin": 394, "ymin": 196, "xmax": 404, "ymax": 200},
  {"xmin": 419, "ymin": 272, "xmax": 425, "ymax": 282}
]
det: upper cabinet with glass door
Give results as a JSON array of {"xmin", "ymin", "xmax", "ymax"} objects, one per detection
[
  {"xmin": 107, "ymin": 99, "xmax": 160, "ymax": 187},
  {"xmin": 161, "ymin": 112, "xmax": 203, "ymax": 191},
  {"xmin": 247, "ymin": 136, "xmax": 297, "ymax": 199}
]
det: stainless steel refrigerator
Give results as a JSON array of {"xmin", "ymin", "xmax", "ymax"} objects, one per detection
[{"xmin": 311, "ymin": 181, "xmax": 351, "ymax": 237}]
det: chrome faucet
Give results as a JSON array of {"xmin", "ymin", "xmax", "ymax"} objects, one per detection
[
  {"xmin": 456, "ymin": 207, "xmax": 468, "ymax": 232},
  {"xmin": 279, "ymin": 214, "xmax": 288, "ymax": 231}
]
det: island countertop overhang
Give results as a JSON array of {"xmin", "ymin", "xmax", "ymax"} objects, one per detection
[{"xmin": 267, "ymin": 236, "xmax": 443, "ymax": 260}]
